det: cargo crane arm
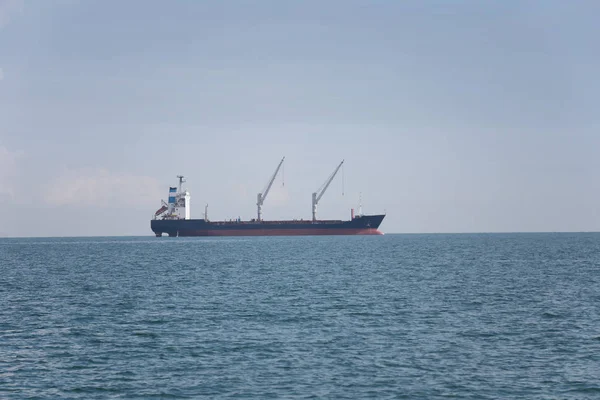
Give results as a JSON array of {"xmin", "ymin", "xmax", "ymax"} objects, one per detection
[
  {"xmin": 257, "ymin": 156, "xmax": 285, "ymax": 221},
  {"xmin": 312, "ymin": 160, "xmax": 344, "ymax": 221}
]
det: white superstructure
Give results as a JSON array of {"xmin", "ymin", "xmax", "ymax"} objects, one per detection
[{"xmin": 154, "ymin": 175, "xmax": 191, "ymax": 220}]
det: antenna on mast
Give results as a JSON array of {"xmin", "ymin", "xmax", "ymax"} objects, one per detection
[
  {"xmin": 177, "ymin": 175, "xmax": 186, "ymax": 193},
  {"xmin": 359, "ymin": 192, "xmax": 363, "ymax": 217}
]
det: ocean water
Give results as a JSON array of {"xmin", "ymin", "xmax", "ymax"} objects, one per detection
[{"xmin": 1, "ymin": 233, "xmax": 599, "ymax": 399}]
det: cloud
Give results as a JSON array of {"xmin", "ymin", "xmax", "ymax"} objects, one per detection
[
  {"xmin": 0, "ymin": 68, "xmax": 3, "ymax": 81},
  {"xmin": 44, "ymin": 168, "xmax": 163, "ymax": 208},
  {"xmin": 0, "ymin": 145, "xmax": 23, "ymax": 199},
  {"xmin": 0, "ymin": 0, "xmax": 23, "ymax": 29}
]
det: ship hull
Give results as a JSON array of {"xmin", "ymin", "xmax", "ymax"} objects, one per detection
[{"xmin": 151, "ymin": 215, "xmax": 385, "ymax": 237}]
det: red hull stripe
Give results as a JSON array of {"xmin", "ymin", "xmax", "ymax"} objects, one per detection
[{"xmin": 176, "ymin": 228, "xmax": 383, "ymax": 237}]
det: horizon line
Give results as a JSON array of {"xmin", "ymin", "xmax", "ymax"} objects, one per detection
[{"xmin": 1, "ymin": 231, "xmax": 599, "ymax": 239}]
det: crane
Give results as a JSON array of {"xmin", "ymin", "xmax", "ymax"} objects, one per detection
[
  {"xmin": 312, "ymin": 160, "xmax": 344, "ymax": 221},
  {"xmin": 257, "ymin": 157, "xmax": 285, "ymax": 221}
]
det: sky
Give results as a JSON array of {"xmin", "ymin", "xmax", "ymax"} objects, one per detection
[{"xmin": 0, "ymin": 0, "xmax": 599, "ymax": 236}]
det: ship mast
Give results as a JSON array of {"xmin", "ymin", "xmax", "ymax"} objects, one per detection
[
  {"xmin": 359, "ymin": 192, "xmax": 363, "ymax": 216},
  {"xmin": 312, "ymin": 160, "xmax": 344, "ymax": 221},
  {"xmin": 256, "ymin": 157, "xmax": 285, "ymax": 221},
  {"xmin": 177, "ymin": 175, "xmax": 185, "ymax": 193}
]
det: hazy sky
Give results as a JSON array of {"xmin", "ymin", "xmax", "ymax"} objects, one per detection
[{"xmin": 1, "ymin": 0, "xmax": 598, "ymax": 236}]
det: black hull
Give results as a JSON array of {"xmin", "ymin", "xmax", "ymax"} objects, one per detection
[{"xmin": 151, "ymin": 214, "xmax": 385, "ymax": 237}]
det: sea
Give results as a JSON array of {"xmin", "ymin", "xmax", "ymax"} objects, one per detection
[{"xmin": 1, "ymin": 233, "xmax": 599, "ymax": 399}]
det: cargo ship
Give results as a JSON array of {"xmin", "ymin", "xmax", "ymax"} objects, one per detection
[{"xmin": 151, "ymin": 158, "xmax": 385, "ymax": 237}]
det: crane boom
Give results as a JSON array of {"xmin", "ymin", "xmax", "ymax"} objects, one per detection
[
  {"xmin": 312, "ymin": 160, "xmax": 344, "ymax": 221},
  {"xmin": 256, "ymin": 156, "xmax": 285, "ymax": 221}
]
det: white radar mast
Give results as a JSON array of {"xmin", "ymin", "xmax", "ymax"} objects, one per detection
[{"xmin": 177, "ymin": 175, "xmax": 186, "ymax": 193}]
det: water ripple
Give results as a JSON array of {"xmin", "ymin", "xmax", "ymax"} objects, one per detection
[{"xmin": 1, "ymin": 234, "xmax": 600, "ymax": 398}]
